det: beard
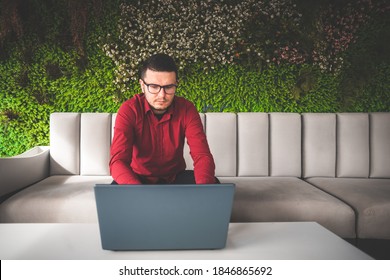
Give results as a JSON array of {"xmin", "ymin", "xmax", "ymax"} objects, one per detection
[{"xmin": 149, "ymin": 99, "xmax": 172, "ymax": 114}]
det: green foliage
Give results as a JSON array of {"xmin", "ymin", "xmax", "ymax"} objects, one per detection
[
  {"xmin": 346, "ymin": 63, "xmax": 390, "ymax": 112},
  {"xmin": 0, "ymin": 40, "xmax": 120, "ymax": 157},
  {"xmin": 0, "ymin": 0, "xmax": 389, "ymax": 157},
  {"xmin": 339, "ymin": 8, "xmax": 390, "ymax": 111},
  {"xmin": 177, "ymin": 63, "xmax": 340, "ymax": 113}
]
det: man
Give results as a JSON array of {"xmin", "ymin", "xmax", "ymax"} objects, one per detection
[{"xmin": 109, "ymin": 53, "xmax": 218, "ymax": 184}]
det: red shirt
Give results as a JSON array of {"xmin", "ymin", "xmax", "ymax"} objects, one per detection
[{"xmin": 109, "ymin": 94, "xmax": 216, "ymax": 184}]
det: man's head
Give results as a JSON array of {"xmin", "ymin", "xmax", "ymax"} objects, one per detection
[
  {"xmin": 139, "ymin": 53, "xmax": 178, "ymax": 80},
  {"xmin": 139, "ymin": 54, "xmax": 178, "ymax": 115}
]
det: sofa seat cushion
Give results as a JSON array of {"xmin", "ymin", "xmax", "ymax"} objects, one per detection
[
  {"xmin": 305, "ymin": 178, "xmax": 390, "ymax": 239},
  {"xmin": 221, "ymin": 177, "xmax": 356, "ymax": 238},
  {"xmin": 0, "ymin": 176, "xmax": 112, "ymax": 223}
]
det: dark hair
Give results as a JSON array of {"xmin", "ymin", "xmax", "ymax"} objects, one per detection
[{"xmin": 139, "ymin": 53, "xmax": 178, "ymax": 80}]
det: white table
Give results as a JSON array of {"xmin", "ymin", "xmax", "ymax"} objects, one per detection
[{"xmin": 0, "ymin": 222, "xmax": 372, "ymax": 260}]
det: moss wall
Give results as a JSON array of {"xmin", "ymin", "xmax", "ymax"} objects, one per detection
[{"xmin": 1, "ymin": 0, "xmax": 389, "ymax": 156}]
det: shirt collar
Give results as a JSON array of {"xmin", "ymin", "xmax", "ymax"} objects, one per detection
[{"xmin": 142, "ymin": 93, "xmax": 176, "ymax": 117}]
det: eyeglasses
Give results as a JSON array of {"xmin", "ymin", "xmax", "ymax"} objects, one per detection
[{"xmin": 141, "ymin": 79, "xmax": 178, "ymax": 95}]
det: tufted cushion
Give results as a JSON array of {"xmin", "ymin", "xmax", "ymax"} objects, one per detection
[
  {"xmin": 80, "ymin": 113, "xmax": 111, "ymax": 176},
  {"xmin": 50, "ymin": 113, "xmax": 80, "ymax": 175},
  {"xmin": 302, "ymin": 113, "xmax": 336, "ymax": 178},
  {"xmin": 206, "ymin": 113, "xmax": 237, "ymax": 177},
  {"xmin": 370, "ymin": 113, "xmax": 390, "ymax": 178},
  {"xmin": 237, "ymin": 113, "xmax": 269, "ymax": 176},
  {"xmin": 269, "ymin": 113, "xmax": 301, "ymax": 177},
  {"xmin": 337, "ymin": 113, "xmax": 369, "ymax": 178}
]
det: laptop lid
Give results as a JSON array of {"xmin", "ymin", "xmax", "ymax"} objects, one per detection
[{"xmin": 94, "ymin": 183, "xmax": 235, "ymax": 251}]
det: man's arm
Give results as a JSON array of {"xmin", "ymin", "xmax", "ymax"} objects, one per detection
[
  {"xmin": 109, "ymin": 106, "xmax": 142, "ymax": 184},
  {"xmin": 185, "ymin": 105, "xmax": 216, "ymax": 184}
]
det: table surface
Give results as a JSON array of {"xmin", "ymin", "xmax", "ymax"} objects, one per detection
[{"xmin": 0, "ymin": 222, "xmax": 372, "ymax": 260}]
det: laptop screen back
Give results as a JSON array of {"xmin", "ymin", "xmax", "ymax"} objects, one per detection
[{"xmin": 94, "ymin": 184, "xmax": 235, "ymax": 250}]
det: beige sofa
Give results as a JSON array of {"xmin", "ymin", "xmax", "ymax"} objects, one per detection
[{"xmin": 1, "ymin": 112, "xmax": 390, "ymax": 242}]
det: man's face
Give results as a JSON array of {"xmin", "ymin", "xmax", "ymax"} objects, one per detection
[{"xmin": 140, "ymin": 69, "xmax": 177, "ymax": 115}]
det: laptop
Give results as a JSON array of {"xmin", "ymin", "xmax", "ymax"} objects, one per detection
[{"xmin": 94, "ymin": 183, "xmax": 235, "ymax": 251}]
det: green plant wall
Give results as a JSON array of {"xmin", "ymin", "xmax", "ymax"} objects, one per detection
[{"xmin": 0, "ymin": 0, "xmax": 389, "ymax": 157}]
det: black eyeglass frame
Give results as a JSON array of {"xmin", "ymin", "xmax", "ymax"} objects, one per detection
[{"xmin": 141, "ymin": 79, "xmax": 178, "ymax": 95}]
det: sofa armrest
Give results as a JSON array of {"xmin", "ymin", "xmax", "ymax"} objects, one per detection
[{"xmin": 0, "ymin": 146, "xmax": 50, "ymax": 199}]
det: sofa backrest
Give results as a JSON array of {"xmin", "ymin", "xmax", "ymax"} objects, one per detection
[
  {"xmin": 49, "ymin": 112, "xmax": 390, "ymax": 178},
  {"xmin": 302, "ymin": 112, "xmax": 390, "ymax": 178},
  {"xmin": 50, "ymin": 113, "xmax": 112, "ymax": 176}
]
